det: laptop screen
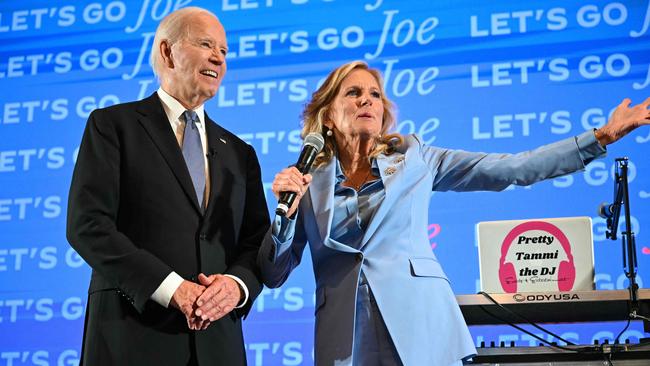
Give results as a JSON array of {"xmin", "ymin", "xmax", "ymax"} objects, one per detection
[{"xmin": 476, "ymin": 217, "xmax": 595, "ymax": 293}]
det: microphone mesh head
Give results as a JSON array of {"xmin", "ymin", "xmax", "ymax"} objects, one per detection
[{"xmin": 303, "ymin": 132, "xmax": 325, "ymax": 152}]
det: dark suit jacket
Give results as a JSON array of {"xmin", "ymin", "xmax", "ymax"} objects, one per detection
[{"xmin": 67, "ymin": 93, "xmax": 269, "ymax": 365}]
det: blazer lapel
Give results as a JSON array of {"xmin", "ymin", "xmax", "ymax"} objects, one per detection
[
  {"xmin": 309, "ymin": 159, "xmax": 363, "ymax": 254},
  {"xmin": 136, "ymin": 93, "xmax": 202, "ymax": 213},
  {"xmin": 308, "ymin": 160, "xmax": 336, "ymax": 244},
  {"xmin": 360, "ymin": 152, "xmax": 405, "ymax": 248},
  {"xmin": 202, "ymin": 117, "xmax": 228, "ymax": 221}
]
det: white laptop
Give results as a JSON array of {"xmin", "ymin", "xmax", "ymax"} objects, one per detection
[{"xmin": 476, "ymin": 217, "xmax": 595, "ymax": 293}]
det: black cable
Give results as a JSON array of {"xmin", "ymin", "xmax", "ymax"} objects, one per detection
[
  {"xmin": 614, "ymin": 317, "xmax": 631, "ymax": 345},
  {"xmin": 478, "ymin": 291, "xmax": 576, "ymax": 345},
  {"xmin": 475, "ymin": 301, "xmax": 595, "ymax": 353},
  {"xmin": 475, "ymin": 291, "xmax": 649, "ymax": 359},
  {"xmin": 476, "ymin": 301, "xmax": 646, "ymax": 364}
]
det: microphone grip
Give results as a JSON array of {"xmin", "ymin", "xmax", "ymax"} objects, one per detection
[
  {"xmin": 275, "ymin": 146, "xmax": 319, "ymax": 216},
  {"xmin": 294, "ymin": 146, "xmax": 319, "ymax": 174},
  {"xmin": 275, "ymin": 192, "xmax": 297, "ymax": 216}
]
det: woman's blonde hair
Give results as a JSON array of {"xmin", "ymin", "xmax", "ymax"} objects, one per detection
[{"xmin": 301, "ymin": 61, "xmax": 402, "ymax": 167}]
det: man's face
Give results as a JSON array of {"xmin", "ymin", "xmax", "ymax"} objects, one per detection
[{"xmin": 163, "ymin": 13, "xmax": 228, "ymax": 108}]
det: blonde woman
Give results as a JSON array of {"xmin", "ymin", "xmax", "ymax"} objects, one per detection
[{"xmin": 258, "ymin": 60, "xmax": 650, "ymax": 365}]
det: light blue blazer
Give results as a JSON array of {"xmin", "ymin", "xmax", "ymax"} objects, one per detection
[{"xmin": 258, "ymin": 132, "xmax": 605, "ymax": 365}]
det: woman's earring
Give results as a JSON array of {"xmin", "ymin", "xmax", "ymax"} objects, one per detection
[{"xmin": 326, "ymin": 129, "xmax": 333, "ymax": 137}]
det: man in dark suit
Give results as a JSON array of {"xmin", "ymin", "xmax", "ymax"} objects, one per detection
[{"xmin": 66, "ymin": 6, "xmax": 269, "ymax": 365}]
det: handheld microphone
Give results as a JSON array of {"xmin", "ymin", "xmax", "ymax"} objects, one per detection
[
  {"xmin": 275, "ymin": 132, "xmax": 325, "ymax": 216},
  {"xmin": 598, "ymin": 202, "xmax": 616, "ymax": 219}
]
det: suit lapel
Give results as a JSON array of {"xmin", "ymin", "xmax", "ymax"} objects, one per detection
[
  {"xmin": 309, "ymin": 158, "xmax": 368, "ymax": 254},
  {"xmin": 203, "ymin": 117, "xmax": 228, "ymax": 221},
  {"xmin": 136, "ymin": 93, "xmax": 202, "ymax": 213},
  {"xmin": 360, "ymin": 152, "xmax": 405, "ymax": 248},
  {"xmin": 308, "ymin": 160, "xmax": 337, "ymax": 245}
]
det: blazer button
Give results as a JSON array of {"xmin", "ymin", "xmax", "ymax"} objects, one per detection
[
  {"xmin": 199, "ymin": 233, "xmax": 207, "ymax": 241},
  {"xmin": 355, "ymin": 253, "xmax": 363, "ymax": 262}
]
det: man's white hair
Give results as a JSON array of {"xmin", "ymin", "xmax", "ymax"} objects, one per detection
[{"xmin": 149, "ymin": 7, "xmax": 217, "ymax": 77}]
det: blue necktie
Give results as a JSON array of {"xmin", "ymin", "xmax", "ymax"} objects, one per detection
[{"xmin": 182, "ymin": 110, "xmax": 205, "ymax": 209}]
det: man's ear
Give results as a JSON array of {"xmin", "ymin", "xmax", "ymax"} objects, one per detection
[{"xmin": 159, "ymin": 40, "xmax": 174, "ymax": 69}]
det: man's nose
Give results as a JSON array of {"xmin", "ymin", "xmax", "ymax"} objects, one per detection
[{"xmin": 210, "ymin": 49, "xmax": 225, "ymax": 64}]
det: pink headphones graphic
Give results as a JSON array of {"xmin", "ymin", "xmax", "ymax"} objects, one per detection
[{"xmin": 498, "ymin": 221, "xmax": 575, "ymax": 293}]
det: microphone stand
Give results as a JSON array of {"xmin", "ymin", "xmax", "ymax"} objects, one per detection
[{"xmin": 604, "ymin": 158, "xmax": 640, "ymax": 315}]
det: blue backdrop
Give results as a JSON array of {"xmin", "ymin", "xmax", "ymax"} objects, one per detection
[{"xmin": 1, "ymin": 0, "xmax": 650, "ymax": 365}]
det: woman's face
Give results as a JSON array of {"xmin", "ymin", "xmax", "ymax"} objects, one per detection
[{"xmin": 326, "ymin": 69, "xmax": 384, "ymax": 140}]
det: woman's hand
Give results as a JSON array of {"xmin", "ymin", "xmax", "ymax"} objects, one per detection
[
  {"xmin": 596, "ymin": 97, "xmax": 650, "ymax": 146},
  {"xmin": 272, "ymin": 167, "xmax": 313, "ymax": 217}
]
